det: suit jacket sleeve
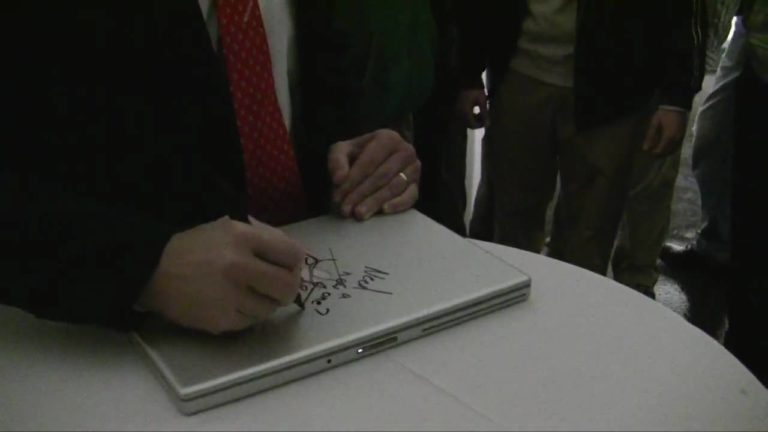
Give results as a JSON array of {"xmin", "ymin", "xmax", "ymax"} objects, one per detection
[
  {"xmin": 1, "ymin": 1, "xmax": 231, "ymax": 330},
  {"xmin": 657, "ymin": 0, "xmax": 708, "ymax": 109},
  {"xmin": 0, "ymin": 178, "xmax": 175, "ymax": 330}
]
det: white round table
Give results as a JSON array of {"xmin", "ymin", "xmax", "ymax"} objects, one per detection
[{"xmin": 1, "ymin": 241, "xmax": 766, "ymax": 430}]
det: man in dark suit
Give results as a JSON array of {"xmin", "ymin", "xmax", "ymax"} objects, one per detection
[{"xmin": 1, "ymin": 1, "xmax": 422, "ymax": 334}]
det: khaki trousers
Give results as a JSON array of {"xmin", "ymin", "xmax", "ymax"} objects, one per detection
[
  {"xmin": 471, "ymin": 69, "xmax": 676, "ymax": 293},
  {"xmin": 613, "ymin": 151, "xmax": 681, "ymax": 293}
]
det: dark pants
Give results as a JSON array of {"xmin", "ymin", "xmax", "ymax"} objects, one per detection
[
  {"xmin": 725, "ymin": 63, "xmax": 768, "ymax": 386},
  {"xmin": 469, "ymin": 69, "xmax": 665, "ymax": 296}
]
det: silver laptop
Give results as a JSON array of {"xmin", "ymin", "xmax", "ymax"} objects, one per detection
[{"xmin": 133, "ymin": 210, "xmax": 531, "ymax": 415}]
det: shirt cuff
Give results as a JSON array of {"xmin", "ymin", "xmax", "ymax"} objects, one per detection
[{"xmin": 658, "ymin": 105, "xmax": 688, "ymax": 113}]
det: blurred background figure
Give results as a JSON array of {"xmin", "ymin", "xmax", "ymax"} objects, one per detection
[
  {"xmin": 454, "ymin": 1, "xmax": 706, "ymax": 299},
  {"xmin": 725, "ymin": 0, "xmax": 768, "ymax": 387},
  {"xmin": 660, "ymin": 13, "xmax": 746, "ymax": 275}
]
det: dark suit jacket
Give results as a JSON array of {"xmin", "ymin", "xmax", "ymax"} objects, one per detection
[
  {"xmin": 455, "ymin": 0, "xmax": 708, "ymax": 130},
  {"xmin": 2, "ymin": 1, "xmax": 247, "ymax": 329}
]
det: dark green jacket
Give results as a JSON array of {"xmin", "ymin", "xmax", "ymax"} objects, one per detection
[{"xmin": 294, "ymin": 0, "xmax": 436, "ymax": 212}]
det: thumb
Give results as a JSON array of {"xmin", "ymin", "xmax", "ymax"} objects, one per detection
[
  {"xmin": 642, "ymin": 114, "xmax": 661, "ymax": 153},
  {"xmin": 655, "ymin": 122, "xmax": 674, "ymax": 156}
]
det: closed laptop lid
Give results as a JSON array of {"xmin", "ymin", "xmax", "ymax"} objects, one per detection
[{"xmin": 135, "ymin": 211, "xmax": 530, "ymax": 400}]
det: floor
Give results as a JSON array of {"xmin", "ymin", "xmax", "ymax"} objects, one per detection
[{"xmin": 464, "ymin": 73, "xmax": 730, "ymax": 342}]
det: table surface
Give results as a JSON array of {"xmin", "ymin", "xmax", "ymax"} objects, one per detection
[{"xmin": 1, "ymin": 241, "xmax": 766, "ymax": 431}]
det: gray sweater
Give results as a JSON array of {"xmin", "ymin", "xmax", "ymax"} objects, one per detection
[{"xmin": 509, "ymin": 0, "xmax": 577, "ymax": 87}]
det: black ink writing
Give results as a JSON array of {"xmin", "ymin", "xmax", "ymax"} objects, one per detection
[
  {"xmin": 299, "ymin": 250, "xmax": 393, "ymax": 317},
  {"xmin": 352, "ymin": 266, "xmax": 392, "ymax": 295}
]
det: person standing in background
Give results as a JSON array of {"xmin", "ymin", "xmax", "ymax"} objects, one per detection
[
  {"xmin": 725, "ymin": 0, "xmax": 768, "ymax": 387},
  {"xmin": 455, "ymin": 0, "xmax": 706, "ymax": 298},
  {"xmin": 659, "ymin": 15, "xmax": 747, "ymax": 275}
]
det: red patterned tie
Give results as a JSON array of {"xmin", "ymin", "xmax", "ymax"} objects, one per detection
[{"xmin": 218, "ymin": 0, "xmax": 307, "ymax": 226}]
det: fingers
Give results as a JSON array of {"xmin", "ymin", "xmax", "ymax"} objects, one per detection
[
  {"xmin": 236, "ymin": 218, "xmax": 305, "ymax": 270},
  {"xmin": 340, "ymin": 150, "xmax": 418, "ymax": 218},
  {"xmin": 654, "ymin": 129, "xmax": 676, "ymax": 157},
  {"xmin": 249, "ymin": 261, "xmax": 300, "ymax": 307},
  {"xmin": 352, "ymin": 161, "xmax": 420, "ymax": 220},
  {"xmin": 236, "ymin": 292, "xmax": 280, "ymax": 321},
  {"xmin": 644, "ymin": 110, "xmax": 686, "ymax": 157},
  {"xmin": 213, "ymin": 313, "xmax": 254, "ymax": 335},
  {"xmin": 327, "ymin": 133, "xmax": 374, "ymax": 185},
  {"xmin": 331, "ymin": 130, "xmax": 401, "ymax": 206},
  {"xmin": 328, "ymin": 129, "xmax": 420, "ymax": 220},
  {"xmin": 657, "ymin": 116, "xmax": 686, "ymax": 157},
  {"xmin": 642, "ymin": 114, "xmax": 661, "ymax": 153},
  {"xmin": 210, "ymin": 294, "xmax": 279, "ymax": 334},
  {"xmin": 334, "ymin": 131, "xmax": 402, "ymax": 202},
  {"xmin": 222, "ymin": 219, "xmax": 302, "ymax": 306},
  {"xmin": 220, "ymin": 292, "xmax": 279, "ymax": 334},
  {"xmin": 222, "ymin": 253, "xmax": 300, "ymax": 307},
  {"xmin": 144, "ymin": 217, "xmax": 307, "ymax": 336},
  {"xmin": 205, "ymin": 244, "xmax": 299, "ymax": 335},
  {"xmin": 383, "ymin": 183, "xmax": 419, "ymax": 215}
]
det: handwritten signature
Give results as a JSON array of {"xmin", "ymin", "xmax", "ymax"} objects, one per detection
[{"xmin": 299, "ymin": 249, "xmax": 391, "ymax": 316}]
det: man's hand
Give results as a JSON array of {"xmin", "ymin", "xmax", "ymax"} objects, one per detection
[
  {"xmin": 328, "ymin": 129, "xmax": 420, "ymax": 221},
  {"xmin": 456, "ymin": 89, "xmax": 489, "ymax": 129},
  {"xmin": 136, "ymin": 217, "xmax": 304, "ymax": 334},
  {"xmin": 642, "ymin": 109, "xmax": 688, "ymax": 157}
]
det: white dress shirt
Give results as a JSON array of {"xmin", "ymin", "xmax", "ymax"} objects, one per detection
[{"xmin": 198, "ymin": 0, "xmax": 297, "ymax": 132}]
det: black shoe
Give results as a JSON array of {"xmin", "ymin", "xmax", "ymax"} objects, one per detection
[{"xmin": 659, "ymin": 242, "xmax": 726, "ymax": 272}]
